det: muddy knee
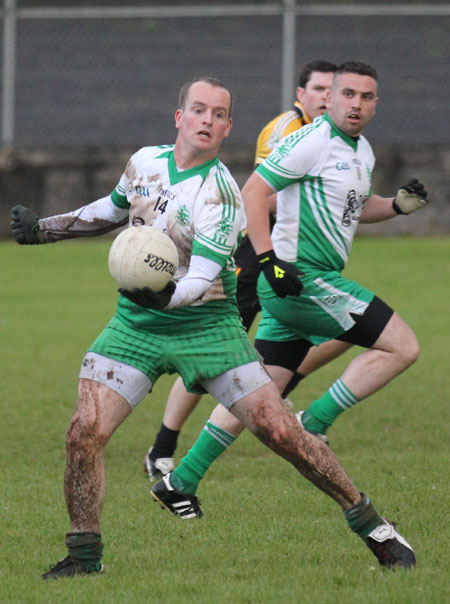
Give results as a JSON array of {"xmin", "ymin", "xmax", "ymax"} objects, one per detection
[
  {"xmin": 65, "ymin": 413, "xmax": 108, "ymax": 457},
  {"xmin": 251, "ymin": 408, "xmax": 297, "ymax": 452}
]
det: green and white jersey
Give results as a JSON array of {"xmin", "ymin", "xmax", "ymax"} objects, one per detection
[
  {"xmin": 256, "ymin": 113, "xmax": 375, "ymax": 274},
  {"xmin": 110, "ymin": 145, "xmax": 244, "ymax": 331}
]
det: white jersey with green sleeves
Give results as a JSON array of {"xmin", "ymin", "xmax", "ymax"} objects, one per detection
[
  {"xmin": 256, "ymin": 113, "xmax": 375, "ymax": 274},
  {"xmin": 110, "ymin": 144, "xmax": 245, "ymax": 332}
]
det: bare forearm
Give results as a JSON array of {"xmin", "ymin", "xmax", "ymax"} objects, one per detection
[
  {"xmin": 360, "ymin": 194, "xmax": 397, "ymax": 223},
  {"xmin": 242, "ymin": 172, "xmax": 275, "ymax": 254},
  {"xmin": 267, "ymin": 192, "xmax": 277, "ymax": 215}
]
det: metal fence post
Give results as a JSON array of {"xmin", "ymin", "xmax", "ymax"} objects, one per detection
[
  {"xmin": 2, "ymin": 0, "xmax": 17, "ymax": 148},
  {"xmin": 281, "ymin": 0, "xmax": 296, "ymax": 112}
]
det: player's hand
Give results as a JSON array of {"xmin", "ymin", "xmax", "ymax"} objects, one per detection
[
  {"xmin": 257, "ymin": 249, "xmax": 304, "ymax": 298},
  {"xmin": 10, "ymin": 205, "xmax": 41, "ymax": 244},
  {"xmin": 118, "ymin": 281, "xmax": 176, "ymax": 309},
  {"xmin": 393, "ymin": 178, "xmax": 428, "ymax": 214}
]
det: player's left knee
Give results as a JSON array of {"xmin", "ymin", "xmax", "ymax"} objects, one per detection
[
  {"xmin": 65, "ymin": 411, "xmax": 110, "ymax": 457},
  {"xmin": 398, "ymin": 331, "xmax": 420, "ymax": 368}
]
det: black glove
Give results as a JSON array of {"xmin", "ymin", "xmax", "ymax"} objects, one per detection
[
  {"xmin": 10, "ymin": 205, "xmax": 41, "ymax": 244},
  {"xmin": 118, "ymin": 281, "xmax": 176, "ymax": 309},
  {"xmin": 393, "ymin": 178, "xmax": 428, "ymax": 215},
  {"xmin": 257, "ymin": 249, "xmax": 303, "ymax": 298}
]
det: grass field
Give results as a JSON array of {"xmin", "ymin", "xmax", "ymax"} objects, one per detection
[{"xmin": 1, "ymin": 236, "xmax": 449, "ymax": 603}]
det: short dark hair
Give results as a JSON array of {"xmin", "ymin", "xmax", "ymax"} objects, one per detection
[
  {"xmin": 335, "ymin": 61, "xmax": 378, "ymax": 81},
  {"xmin": 298, "ymin": 60, "xmax": 337, "ymax": 88},
  {"xmin": 178, "ymin": 77, "xmax": 233, "ymax": 117}
]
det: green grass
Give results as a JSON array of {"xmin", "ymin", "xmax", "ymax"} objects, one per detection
[{"xmin": 1, "ymin": 237, "xmax": 449, "ymax": 603}]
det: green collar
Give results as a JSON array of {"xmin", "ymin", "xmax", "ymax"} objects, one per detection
[
  {"xmin": 323, "ymin": 112, "xmax": 359, "ymax": 151},
  {"xmin": 156, "ymin": 149, "xmax": 219, "ymax": 184}
]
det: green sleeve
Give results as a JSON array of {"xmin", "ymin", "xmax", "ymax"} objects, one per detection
[
  {"xmin": 192, "ymin": 239, "xmax": 228, "ymax": 268},
  {"xmin": 111, "ymin": 187, "xmax": 130, "ymax": 209},
  {"xmin": 256, "ymin": 163, "xmax": 296, "ymax": 192}
]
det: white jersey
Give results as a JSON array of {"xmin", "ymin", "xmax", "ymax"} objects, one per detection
[
  {"xmin": 111, "ymin": 145, "xmax": 245, "ymax": 329},
  {"xmin": 256, "ymin": 113, "xmax": 375, "ymax": 272}
]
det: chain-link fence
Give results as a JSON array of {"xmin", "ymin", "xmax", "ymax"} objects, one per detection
[
  {"xmin": 1, "ymin": 1, "xmax": 450, "ymax": 148},
  {"xmin": 0, "ymin": 1, "xmax": 449, "ymax": 237}
]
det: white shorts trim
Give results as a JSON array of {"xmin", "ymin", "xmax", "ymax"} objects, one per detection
[
  {"xmin": 201, "ymin": 361, "xmax": 272, "ymax": 408},
  {"xmin": 79, "ymin": 352, "xmax": 152, "ymax": 410}
]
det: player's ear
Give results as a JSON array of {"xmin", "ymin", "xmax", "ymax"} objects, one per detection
[
  {"xmin": 174, "ymin": 108, "xmax": 182, "ymax": 129},
  {"xmin": 325, "ymin": 88, "xmax": 332, "ymax": 110},
  {"xmin": 223, "ymin": 117, "xmax": 233, "ymax": 138},
  {"xmin": 296, "ymin": 86, "xmax": 305, "ymax": 103}
]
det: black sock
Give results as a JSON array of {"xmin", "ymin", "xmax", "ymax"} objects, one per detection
[
  {"xmin": 281, "ymin": 372, "xmax": 305, "ymax": 398},
  {"xmin": 150, "ymin": 423, "xmax": 180, "ymax": 460}
]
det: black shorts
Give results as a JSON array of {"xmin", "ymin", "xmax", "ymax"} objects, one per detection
[
  {"xmin": 255, "ymin": 296, "xmax": 394, "ymax": 371},
  {"xmin": 336, "ymin": 296, "xmax": 393, "ymax": 348}
]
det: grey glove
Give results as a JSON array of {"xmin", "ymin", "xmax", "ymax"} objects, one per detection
[
  {"xmin": 118, "ymin": 281, "xmax": 176, "ymax": 309},
  {"xmin": 10, "ymin": 205, "xmax": 41, "ymax": 244},
  {"xmin": 393, "ymin": 179, "xmax": 428, "ymax": 215}
]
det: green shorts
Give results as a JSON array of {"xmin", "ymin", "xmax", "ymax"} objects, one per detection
[
  {"xmin": 88, "ymin": 313, "xmax": 260, "ymax": 394},
  {"xmin": 256, "ymin": 270, "xmax": 375, "ymax": 345}
]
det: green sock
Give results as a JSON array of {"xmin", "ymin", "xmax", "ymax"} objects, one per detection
[
  {"xmin": 302, "ymin": 379, "xmax": 360, "ymax": 434},
  {"xmin": 65, "ymin": 532, "xmax": 104, "ymax": 572},
  {"xmin": 170, "ymin": 420, "xmax": 236, "ymax": 494},
  {"xmin": 344, "ymin": 493, "xmax": 383, "ymax": 539}
]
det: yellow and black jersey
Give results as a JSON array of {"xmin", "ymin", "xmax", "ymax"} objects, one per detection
[{"xmin": 254, "ymin": 101, "xmax": 311, "ymax": 166}]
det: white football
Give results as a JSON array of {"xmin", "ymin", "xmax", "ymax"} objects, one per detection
[{"xmin": 108, "ymin": 225, "xmax": 179, "ymax": 292}]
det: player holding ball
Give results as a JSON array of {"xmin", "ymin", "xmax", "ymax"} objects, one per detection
[{"xmin": 11, "ymin": 75, "xmax": 416, "ymax": 578}]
